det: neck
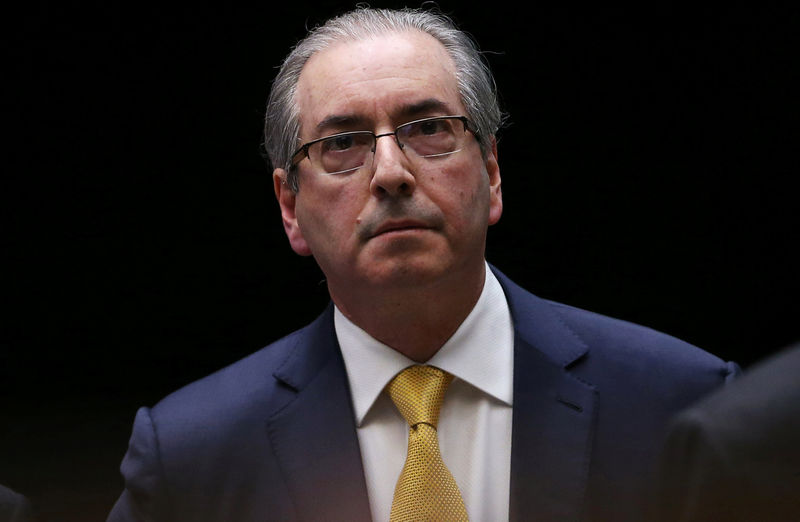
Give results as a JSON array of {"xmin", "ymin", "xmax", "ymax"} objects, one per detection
[{"xmin": 331, "ymin": 263, "xmax": 487, "ymax": 362}]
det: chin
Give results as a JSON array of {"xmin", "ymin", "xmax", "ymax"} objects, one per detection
[{"xmin": 363, "ymin": 255, "xmax": 459, "ymax": 288}]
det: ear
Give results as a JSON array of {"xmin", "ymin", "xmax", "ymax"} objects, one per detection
[
  {"xmin": 273, "ymin": 168, "xmax": 313, "ymax": 256},
  {"xmin": 485, "ymin": 138, "xmax": 503, "ymax": 226}
]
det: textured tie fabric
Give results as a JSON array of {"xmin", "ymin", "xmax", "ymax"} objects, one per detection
[{"xmin": 386, "ymin": 365, "xmax": 469, "ymax": 521}]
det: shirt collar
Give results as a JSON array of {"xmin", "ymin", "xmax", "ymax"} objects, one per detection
[{"xmin": 336, "ymin": 262, "xmax": 514, "ymax": 427}]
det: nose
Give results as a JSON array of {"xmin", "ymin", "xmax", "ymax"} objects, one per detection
[{"xmin": 369, "ymin": 133, "xmax": 416, "ymax": 198}]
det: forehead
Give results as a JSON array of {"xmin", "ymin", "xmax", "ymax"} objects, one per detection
[{"xmin": 295, "ymin": 31, "xmax": 463, "ymax": 137}]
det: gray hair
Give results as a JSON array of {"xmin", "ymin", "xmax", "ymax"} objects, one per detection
[{"xmin": 263, "ymin": 7, "xmax": 505, "ymax": 191}]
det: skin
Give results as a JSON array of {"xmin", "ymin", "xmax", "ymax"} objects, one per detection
[{"xmin": 273, "ymin": 30, "xmax": 502, "ymax": 361}]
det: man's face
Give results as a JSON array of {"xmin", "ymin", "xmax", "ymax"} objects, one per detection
[{"xmin": 274, "ymin": 31, "xmax": 502, "ymax": 301}]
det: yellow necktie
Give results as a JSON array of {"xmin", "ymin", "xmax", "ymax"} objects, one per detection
[{"xmin": 386, "ymin": 365, "xmax": 469, "ymax": 521}]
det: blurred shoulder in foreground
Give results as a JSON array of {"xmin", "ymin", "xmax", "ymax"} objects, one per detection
[
  {"xmin": 653, "ymin": 342, "xmax": 800, "ymax": 521},
  {"xmin": 0, "ymin": 484, "xmax": 32, "ymax": 522}
]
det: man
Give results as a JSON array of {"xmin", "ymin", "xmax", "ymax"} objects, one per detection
[
  {"xmin": 652, "ymin": 343, "xmax": 800, "ymax": 521},
  {"xmin": 109, "ymin": 7, "xmax": 738, "ymax": 521}
]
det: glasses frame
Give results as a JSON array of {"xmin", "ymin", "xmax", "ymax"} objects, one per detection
[{"xmin": 290, "ymin": 115, "xmax": 473, "ymax": 174}]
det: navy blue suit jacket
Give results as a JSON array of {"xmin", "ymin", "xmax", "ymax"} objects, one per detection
[{"xmin": 109, "ymin": 268, "xmax": 738, "ymax": 521}]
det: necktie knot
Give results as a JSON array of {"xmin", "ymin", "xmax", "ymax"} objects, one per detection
[{"xmin": 387, "ymin": 365, "xmax": 453, "ymax": 429}]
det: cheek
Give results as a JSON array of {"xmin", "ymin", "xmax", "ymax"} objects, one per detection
[
  {"xmin": 439, "ymin": 166, "xmax": 492, "ymax": 226},
  {"xmin": 296, "ymin": 181, "xmax": 363, "ymax": 243}
]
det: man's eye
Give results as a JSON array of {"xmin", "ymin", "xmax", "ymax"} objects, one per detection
[
  {"xmin": 324, "ymin": 135, "xmax": 355, "ymax": 152},
  {"xmin": 418, "ymin": 120, "xmax": 445, "ymax": 135}
]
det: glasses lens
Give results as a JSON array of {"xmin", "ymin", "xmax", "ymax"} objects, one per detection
[
  {"xmin": 398, "ymin": 117, "xmax": 464, "ymax": 158},
  {"xmin": 313, "ymin": 132, "xmax": 374, "ymax": 174}
]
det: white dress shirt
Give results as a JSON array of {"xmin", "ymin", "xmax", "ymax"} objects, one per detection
[{"xmin": 336, "ymin": 263, "xmax": 515, "ymax": 522}]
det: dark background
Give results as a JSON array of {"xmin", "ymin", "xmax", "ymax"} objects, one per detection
[{"xmin": 4, "ymin": 2, "xmax": 797, "ymax": 520}]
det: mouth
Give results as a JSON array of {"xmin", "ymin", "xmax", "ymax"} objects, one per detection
[{"xmin": 370, "ymin": 220, "xmax": 431, "ymax": 238}]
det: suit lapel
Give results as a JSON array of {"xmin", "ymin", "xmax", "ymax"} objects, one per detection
[
  {"xmin": 266, "ymin": 306, "xmax": 372, "ymax": 522},
  {"xmin": 509, "ymin": 335, "xmax": 597, "ymax": 521},
  {"xmin": 494, "ymin": 269, "xmax": 597, "ymax": 522}
]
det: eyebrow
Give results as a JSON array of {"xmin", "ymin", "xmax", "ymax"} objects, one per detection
[
  {"xmin": 314, "ymin": 114, "xmax": 370, "ymax": 136},
  {"xmin": 396, "ymin": 98, "xmax": 453, "ymax": 120},
  {"xmin": 312, "ymin": 98, "xmax": 455, "ymax": 136}
]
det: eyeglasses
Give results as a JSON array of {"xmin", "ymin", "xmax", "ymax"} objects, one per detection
[{"xmin": 290, "ymin": 115, "xmax": 474, "ymax": 175}]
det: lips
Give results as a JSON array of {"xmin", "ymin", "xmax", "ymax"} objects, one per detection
[{"xmin": 371, "ymin": 219, "xmax": 431, "ymax": 238}]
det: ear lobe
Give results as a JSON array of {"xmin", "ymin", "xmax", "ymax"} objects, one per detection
[
  {"xmin": 273, "ymin": 168, "xmax": 313, "ymax": 256},
  {"xmin": 485, "ymin": 138, "xmax": 503, "ymax": 226}
]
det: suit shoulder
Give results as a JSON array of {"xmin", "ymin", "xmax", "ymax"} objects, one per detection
[
  {"xmin": 492, "ymin": 266, "xmax": 736, "ymax": 379},
  {"xmin": 149, "ymin": 324, "xmax": 309, "ymax": 428},
  {"xmin": 547, "ymin": 299, "xmax": 730, "ymax": 370},
  {"xmin": 537, "ymin": 298, "xmax": 740, "ymax": 415}
]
